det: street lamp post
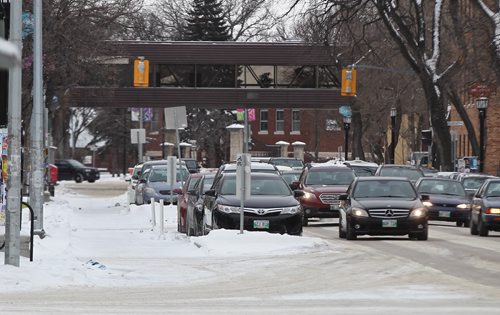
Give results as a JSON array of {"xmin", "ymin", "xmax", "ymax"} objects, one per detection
[
  {"xmin": 476, "ymin": 97, "xmax": 489, "ymax": 173},
  {"xmin": 343, "ymin": 116, "xmax": 351, "ymax": 161},
  {"xmin": 390, "ymin": 107, "xmax": 397, "ymax": 164}
]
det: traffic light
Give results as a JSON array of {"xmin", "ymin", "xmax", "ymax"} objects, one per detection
[
  {"xmin": 421, "ymin": 129, "xmax": 432, "ymax": 146},
  {"xmin": 133, "ymin": 57, "xmax": 149, "ymax": 87},
  {"xmin": 341, "ymin": 67, "xmax": 357, "ymax": 96}
]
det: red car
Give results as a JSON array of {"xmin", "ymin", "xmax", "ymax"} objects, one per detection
[
  {"xmin": 292, "ymin": 165, "xmax": 355, "ymax": 226},
  {"xmin": 176, "ymin": 173, "xmax": 203, "ymax": 233}
]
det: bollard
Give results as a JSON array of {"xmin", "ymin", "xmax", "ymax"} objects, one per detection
[
  {"xmin": 151, "ymin": 198, "xmax": 156, "ymax": 227},
  {"xmin": 159, "ymin": 200, "xmax": 164, "ymax": 235}
]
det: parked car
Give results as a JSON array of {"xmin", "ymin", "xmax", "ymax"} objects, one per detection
[
  {"xmin": 203, "ymin": 173, "xmax": 304, "ymax": 235},
  {"xmin": 374, "ymin": 164, "xmax": 424, "ymax": 184},
  {"xmin": 268, "ymin": 157, "xmax": 304, "ymax": 170},
  {"xmin": 338, "ymin": 177, "xmax": 429, "ymax": 240},
  {"xmin": 54, "ymin": 159, "xmax": 100, "ymax": 183},
  {"xmin": 280, "ymin": 169, "xmax": 303, "ymax": 185},
  {"xmin": 125, "ymin": 163, "xmax": 143, "ymax": 204},
  {"xmin": 135, "ymin": 165, "xmax": 189, "ymax": 205},
  {"xmin": 291, "ymin": 165, "xmax": 355, "ymax": 226},
  {"xmin": 138, "ymin": 159, "xmax": 186, "ymax": 179},
  {"xmin": 457, "ymin": 173, "xmax": 497, "ymax": 199},
  {"xmin": 181, "ymin": 158, "xmax": 200, "ymax": 174},
  {"xmin": 415, "ymin": 177, "xmax": 471, "ymax": 227},
  {"xmin": 470, "ymin": 178, "xmax": 500, "ymax": 236},
  {"xmin": 176, "ymin": 173, "xmax": 204, "ymax": 233},
  {"xmin": 212, "ymin": 162, "xmax": 280, "ymax": 187},
  {"xmin": 185, "ymin": 173, "xmax": 215, "ymax": 236}
]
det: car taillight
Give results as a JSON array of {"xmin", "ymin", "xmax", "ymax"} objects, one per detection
[{"xmin": 485, "ymin": 208, "xmax": 500, "ymax": 214}]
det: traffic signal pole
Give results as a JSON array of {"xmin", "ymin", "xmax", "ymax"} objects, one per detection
[{"xmin": 5, "ymin": 0, "xmax": 22, "ymax": 267}]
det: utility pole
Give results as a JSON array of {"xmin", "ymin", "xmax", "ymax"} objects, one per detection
[
  {"xmin": 30, "ymin": 0, "xmax": 44, "ymax": 233},
  {"xmin": 5, "ymin": 0, "xmax": 22, "ymax": 267}
]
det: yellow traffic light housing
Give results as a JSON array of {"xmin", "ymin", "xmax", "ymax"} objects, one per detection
[
  {"xmin": 134, "ymin": 57, "xmax": 149, "ymax": 87},
  {"xmin": 341, "ymin": 67, "xmax": 357, "ymax": 96}
]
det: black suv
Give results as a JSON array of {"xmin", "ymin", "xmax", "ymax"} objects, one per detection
[{"xmin": 55, "ymin": 159, "xmax": 100, "ymax": 183}]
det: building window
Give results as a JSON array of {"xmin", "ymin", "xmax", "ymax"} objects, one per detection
[
  {"xmin": 260, "ymin": 110, "xmax": 268, "ymax": 132},
  {"xmin": 292, "ymin": 110, "xmax": 300, "ymax": 132},
  {"xmin": 276, "ymin": 109, "xmax": 284, "ymax": 132}
]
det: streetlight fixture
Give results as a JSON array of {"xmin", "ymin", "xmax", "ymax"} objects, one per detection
[
  {"xmin": 475, "ymin": 97, "xmax": 489, "ymax": 173},
  {"xmin": 343, "ymin": 116, "xmax": 351, "ymax": 161},
  {"xmin": 390, "ymin": 106, "xmax": 397, "ymax": 164}
]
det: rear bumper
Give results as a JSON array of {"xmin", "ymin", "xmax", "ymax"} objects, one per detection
[{"xmin": 427, "ymin": 207, "xmax": 469, "ymax": 222}]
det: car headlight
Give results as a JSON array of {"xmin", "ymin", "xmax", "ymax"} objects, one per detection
[
  {"xmin": 303, "ymin": 191, "xmax": 317, "ymax": 200},
  {"xmin": 281, "ymin": 205, "xmax": 301, "ymax": 214},
  {"xmin": 144, "ymin": 188, "xmax": 156, "ymax": 195},
  {"xmin": 456, "ymin": 203, "xmax": 470, "ymax": 209},
  {"xmin": 218, "ymin": 205, "xmax": 241, "ymax": 214},
  {"xmin": 352, "ymin": 207, "xmax": 368, "ymax": 217},
  {"xmin": 410, "ymin": 208, "xmax": 426, "ymax": 217},
  {"xmin": 422, "ymin": 201, "xmax": 433, "ymax": 207}
]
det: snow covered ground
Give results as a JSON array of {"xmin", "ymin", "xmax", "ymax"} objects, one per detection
[{"xmin": 0, "ymin": 174, "xmax": 330, "ymax": 291}]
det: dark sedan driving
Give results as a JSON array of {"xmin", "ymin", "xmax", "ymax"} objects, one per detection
[
  {"xmin": 470, "ymin": 178, "xmax": 500, "ymax": 237},
  {"xmin": 203, "ymin": 173, "xmax": 304, "ymax": 235},
  {"xmin": 338, "ymin": 177, "xmax": 428, "ymax": 240},
  {"xmin": 415, "ymin": 177, "xmax": 471, "ymax": 227}
]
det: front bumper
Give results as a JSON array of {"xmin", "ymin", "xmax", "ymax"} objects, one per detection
[
  {"xmin": 302, "ymin": 202, "xmax": 340, "ymax": 219},
  {"xmin": 349, "ymin": 215, "xmax": 428, "ymax": 236},
  {"xmin": 482, "ymin": 214, "xmax": 500, "ymax": 232},
  {"xmin": 213, "ymin": 210, "xmax": 303, "ymax": 234},
  {"xmin": 427, "ymin": 207, "xmax": 469, "ymax": 222}
]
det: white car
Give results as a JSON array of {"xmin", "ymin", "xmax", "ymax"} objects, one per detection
[{"xmin": 126, "ymin": 163, "xmax": 143, "ymax": 204}]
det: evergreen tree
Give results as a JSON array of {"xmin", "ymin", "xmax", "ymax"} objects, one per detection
[
  {"xmin": 182, "ymin": 0, "xmax": 235, "ymax": 167},
  {"xmin": 185, "ymin": 0, "xmax": 231, "ymax": 41}
]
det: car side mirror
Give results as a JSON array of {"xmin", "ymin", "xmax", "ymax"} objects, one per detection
[
  {"xmin": 294, "ymin": 190, "xmax": 304, "ymax": 198},
  {"xmin": 205, "ymin": 189, "xmax": 216, "ymax": 197},
  {"xmin": 339, "ymin": 194, "xmax": 349, "ymax": 200},
  {"xmin": 420, "ymin": 194, "xmax": 430, "ymax": 201}
]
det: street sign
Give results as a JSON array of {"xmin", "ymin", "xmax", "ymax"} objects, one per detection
[
  {"xmin": 164, "ymin": 107, "xmax": 188, "ymax": 130},
  {"xmin": 447, "ymin": 121, "xmax": 464, "ymax": 126},
  {"xmin": 130, "ymin": 128, "xmax": 145, "ymax": 144}
]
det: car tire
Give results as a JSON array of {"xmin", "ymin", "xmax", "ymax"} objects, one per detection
[
  {"xmin": 463, "ymin": 218, "xmax": 470, "ymax": 228},
  {"xmin": 470, "ymin": 216, "xmax": 478, "ymax": 235},
  {"xmin": 416, "ymin": 226, "xmax": 428, "ymax": 241},
  {"xmin": 74, "ymin": 173, "xmax": 83, "ymax": 183},
  {"xmin": 478, "ymin": 216, "xmax": 489, "ymax": 237},
  {"xmin": 346, "ymin": 220, "xmax": 357, "ymax": 240},
  {"xmin": 455, "ymin": 221, "xmax": 463, "ymax": 227},
  {"xmin": 303, "ymin": 216, "xmax": 309, "ymax": 227},
  {"xmin": 338, "ymin": 216, "xmax": 346, "ymax": 239}
]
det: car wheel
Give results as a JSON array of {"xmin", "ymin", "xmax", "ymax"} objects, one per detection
[
  {"xmin": 463, "ymin": 218, "xmax": 470, "ymax": 228},
  {"xmin": 345, "ymin": 219, "xmax": 357, "ymax": 240},
  {"xmin": 303, "ymin": 216, "xmax": 309, "ymax": 227},
  {"xmin": 416, "ymin": 225, "xmax": 428, "ymax": 241},
  {"xmin": 478, "ymin": 215, "xmax": 489, "ymax": 237},
  {"xmin": 186, "ymin": 211, "xmax": 193, "ymax": 236},
  {"xmin": 74, "ymin": 173, "xmax": 83, "ymax": 183},
  {"xmin": 201, "ymin": 215, "xmax": 207, "ymax": 236},
  {"xmin": 470, "ymin": 216, "xmax": 478, "ymax": 235},
  {"xmin": 455, "ymin": 221, "xmax": 463, "ymax": 227},
  {"xmin": 338, "ymin": 216, "xmax": 346, "ymax": 239}
]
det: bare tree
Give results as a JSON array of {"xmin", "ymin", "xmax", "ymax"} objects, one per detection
[{"xmin": 475, "ymin": 0, "xmax": 500, "ymax": 82}]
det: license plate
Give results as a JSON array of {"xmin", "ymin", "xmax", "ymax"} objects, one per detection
[
  {"xmin": 330, "ymin": 204, "xmax": 339, "ymax": 210},
  {"xmin": 382, "ymin": 219, "xmax": 397, "ymax": 228},
  {"xmin": 439, "ymin": 211, "xmax": 451, "ymax": 218},
  {"xmin": 253, "ymin": 220, "xmax": 269, "ymax": 229}
]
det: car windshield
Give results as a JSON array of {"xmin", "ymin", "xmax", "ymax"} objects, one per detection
[
  {"xmin": 67, "ymin": 159, "xmax": 86, "ymax": 168},
  {"xmin": 353, "ymin": 180, "xmax": 416, "ymax": 199},
  {"xmin": 485, "ymin": 182, "xmax": 500, "ymax": 197},
  {"xmin": 148, "ymin": 168, "xmax": 189, "ymax": 182},
  {"xmin": 220, "ymin": 177, "xmax": 291, "ymax": 195},
  {"xmin": 271, "ymin": 159, "xmax": 303, "ymax": 168},
  {"xmin": 183, "ymin": 160, "xmax": 197, "ymax": 169},
  {"xmin": 350, "ymin": 166, "xmax": 376, "ymax": 177},
  {"xmin": 463, "ymin": 177, "xmax": 488, "ymax": 190},
  {"xmin": 379, "ymin": 168, "xmax": 422, "ymax": 181},
  {"xmin": 305, "ymin": 170, "xmax": 355, "ymax": 185},
  {"xmin": 417, "ymin": 180, "xmax": 466, "ymax": 196}
]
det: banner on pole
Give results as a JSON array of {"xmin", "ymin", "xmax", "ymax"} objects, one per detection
[{"xmin": 0, "ymin": 128, "xmax": 8, "ymax": 226}]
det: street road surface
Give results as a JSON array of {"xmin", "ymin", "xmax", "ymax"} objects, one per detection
[{"xmin": 1, "ymin": 179, "xmax": 500, "ymax": 314}]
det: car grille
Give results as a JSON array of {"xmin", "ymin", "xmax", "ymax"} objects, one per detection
[
  {"xmin": 244, "ymin": 208, "xmax": 283, "ymax": 217},
  {"xmin": 319, "ymin": 193, "xmax": 341, "ymax": 205},
  {"xmin": 368, "ymin": 209, "xmax": 410, "ymax": 218}
]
